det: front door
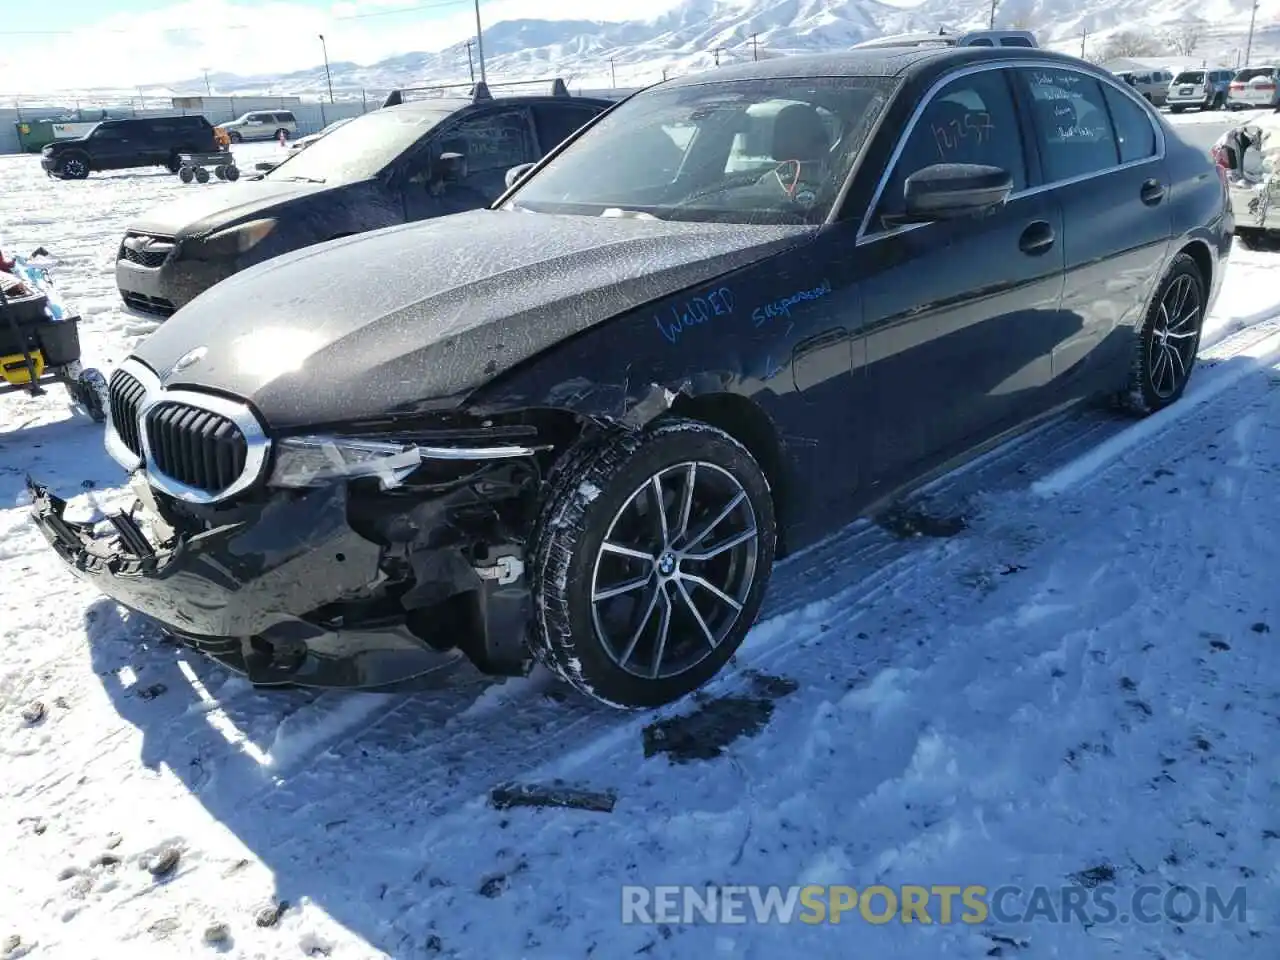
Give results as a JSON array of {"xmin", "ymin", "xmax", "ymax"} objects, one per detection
[
  {"xmin": 858, "ymin": 65, "xmax": 1068, "ymax": 488},
  {"xmin": 86, "ymin": 124, "xmax": 135, "ymax": 169},
  {"xmin": 1014, "ymin": 66, "xmax": 1173, "ymax": 400},
  {"xmin": 400, "ymin": 107, "xmax": 539, "ymax": 221}
]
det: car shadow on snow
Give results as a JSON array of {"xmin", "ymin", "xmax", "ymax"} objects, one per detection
[{"xmin": 71, "ymin": 337, "xmax": 1280, "ymax": 954}]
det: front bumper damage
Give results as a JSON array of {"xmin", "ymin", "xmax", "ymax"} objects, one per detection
[{"xmin": 27, "ymin": 475, "xmax": 535, "ymax": 690}]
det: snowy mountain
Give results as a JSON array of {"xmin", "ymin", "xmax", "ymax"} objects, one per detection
[{"xmin": 163, "ymin": 0, "xmax": 1280, "ymax": 99}]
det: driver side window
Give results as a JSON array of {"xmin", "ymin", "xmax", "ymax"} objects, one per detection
[{"xmin": 873, "ymin": 69, "xmax": 1026, "ymax": 227}]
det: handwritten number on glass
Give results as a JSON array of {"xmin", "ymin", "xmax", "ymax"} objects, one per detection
[{"xmin": 932, "ymin": 111, "xmax": 995, "ymax": 159}]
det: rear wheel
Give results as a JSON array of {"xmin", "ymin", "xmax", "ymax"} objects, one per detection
[
  {"xmin": 224, "ymin": 164, "xmax": 240, "ymax": 181},
  {"xmin": 529, "ymin": 419, "xmax": 777, "ymax": 709},
  {"xmin": 1119, "ymin": 253, "xmax": 1205, "ymax": 415},
  {"xmin": 179, "ymin": 166, "xmax": 194, "ymax": 183},
  {"xmin": 194, "ymin": 167, "xmax": 210, "ymax": 183}
]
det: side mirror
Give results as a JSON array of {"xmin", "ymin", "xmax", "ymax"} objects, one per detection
[
  {"xmin": 436, "ymin": 151, "xmax": 467, "ymax": 183},
  {"xmin": 892, "ymin": 163, "xmax": 1013, "ymax": 224},
  {"xmin": 505, "ymin": 161, "xmax": 536, "ymax": 190}
]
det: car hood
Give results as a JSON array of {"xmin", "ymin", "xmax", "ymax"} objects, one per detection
[
  {"xmin": 134, "ymin": 208, "xmax": 811, "ymax": 430},
  {"xmin": 128, "ymin": 180, "xmax": 332, "ymax": 237}
]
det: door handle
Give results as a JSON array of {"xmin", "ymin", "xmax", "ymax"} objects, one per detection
[
  {"xmin": 1018, "ymin": 220, "xmax": 1055, "ymax": 256},
  {"xmin": 1140, "ymin": 179, "xmax": 1166, "ymax": 205}
]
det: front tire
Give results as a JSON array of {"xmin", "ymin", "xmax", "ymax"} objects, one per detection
[
  {"xmin": 228, "ymin": 131, "xmax": 243, "ymax": 143},
  {"xmin": 58, "ymin": 153, "xmax": 89, "ymax": 180},
  {"xmin": 529, "ymin": 418, "xmax": 777, "ymax": 709},
  {"xmin": 1119, "ymin": 253, "xmax": 1205, "ymax": 415}
]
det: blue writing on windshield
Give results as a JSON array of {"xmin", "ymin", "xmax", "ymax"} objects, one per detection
[
  {"xmin": 751, "ymin": 279, "xmax": 833, "ymax": 327},
  {"xmin": 655, "ymin": 286, "xmax": 736, "ymax": 344}
]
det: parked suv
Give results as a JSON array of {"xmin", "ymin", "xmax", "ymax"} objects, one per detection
[
  {"xmin": 1113, "ymin": 69, "xmax": 1172, "ymax": 105},
  {"xmin": 116, "ymin": 82, "xmax": 613, "ymax": 316},
  {"xmin": 1167, "ymin": 68, "xmax": 1234, "ymax": 111},
  {"xmin": 219, "ymin": 111, "xmax": 298, "ymax": 142},
  {"xmin": 1228, "ymin": 65, "xmax": 1280, "ymax": 109},
  {"xmin": 40, "ymin": 115, "xmax": 219, "ymax": 180}
]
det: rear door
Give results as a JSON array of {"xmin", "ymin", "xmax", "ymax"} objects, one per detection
[
  {"xmin": 1013, "ymin": 66, "xmax": 1171, "ymax": 401},
  {"xmin": 858, "ymin": 64, "xmax": 1067, "ymax": 483}
]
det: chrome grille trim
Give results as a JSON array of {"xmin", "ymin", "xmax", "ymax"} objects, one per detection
[{"xmin": 103, "ymin": 356, "xmax": 271, "ymax": 504}]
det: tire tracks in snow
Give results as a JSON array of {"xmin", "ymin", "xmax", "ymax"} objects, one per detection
[{"xmin": 13, "ymin": 310, "xmax": 1280, "ymax": 941}]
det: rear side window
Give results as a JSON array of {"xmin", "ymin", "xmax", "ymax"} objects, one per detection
[
  {"xmin": 274, "ymin": 112, "xmax": 296, "ymax": 123},
  {"xmin": 532, "ymin": 104, "xmax": 603, "ymax": 154},
  {"xmin": 1102, "ymin": 85, "xmax": 1157, "ymax": 164},
  {"xmin": 1020, "ymin": 68, "xmax": 1119, "ymax": 182},
  {"xmin": 876, "ymin": 68, "xmax": 1025, "ymax": 222}
]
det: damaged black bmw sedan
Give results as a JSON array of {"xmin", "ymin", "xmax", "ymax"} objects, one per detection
[{"xmin": 30, "ymin": 46, "xmax": 1230, "ymax": 708}]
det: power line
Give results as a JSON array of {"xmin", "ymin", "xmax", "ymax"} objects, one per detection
[{"xmin": 6, "ymin": 0, "xmax": 473, "ymax": 36}]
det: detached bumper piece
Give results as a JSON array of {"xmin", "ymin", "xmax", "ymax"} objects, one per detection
[{"xmin": 26, "ymin": 479, "xmax": 468, "ymax": 690}]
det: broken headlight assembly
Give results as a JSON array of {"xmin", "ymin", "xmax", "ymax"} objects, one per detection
[{"xmin": 268, "ymin": 434, "xmax": 546, "ymax": 489}]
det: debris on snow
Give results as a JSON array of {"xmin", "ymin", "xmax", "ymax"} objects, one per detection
[
  {"xmin": 145, "ymin": 846, "xmax": 181, "ymax": 878},
  {"xmin": 254, "ymin": 900, "xmax": 289, "ymax": 928},
  {"xmin": 19, "ymin": 701, "xmax": 45, "ymax": 725},
  {"xmin": 489, "ymin": 780, "xmax": 617, "ymax": 813},
  {"xmin": 643, "ymin": 673, "xmax": 797, "ymax": 763}
]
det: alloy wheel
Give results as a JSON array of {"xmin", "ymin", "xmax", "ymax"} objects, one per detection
[
  {"xmin": 589, "ymin": 461, "xmax": 759, "ymax": 680},
  {"xmin": 63, "ymin": 158, "xmax": 86, "ymax": 178},
  {"xmin": 1149, "ymin": 273, "xmax": 1202, "ymax": 400}
]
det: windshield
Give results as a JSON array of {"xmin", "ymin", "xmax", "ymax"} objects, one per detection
[
  {"xmin": 1174, "ymin": 71, "xmax": 1204, "ymax": 84},
  {"xmin": 507, "ymin": 76, "xmax": 895, "ymax": 225},
  {"xmin": 264, "ymin": 106, "xmax": 453, "ymax": 183},
  {"xmin": 1235, "ymin": 67, "xmax": 1277, "ymax": 82}
]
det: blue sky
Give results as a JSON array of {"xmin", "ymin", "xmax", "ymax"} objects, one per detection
[{"xmin": 1, "ymin": 0, "xmax": 672, "ymax": 92}]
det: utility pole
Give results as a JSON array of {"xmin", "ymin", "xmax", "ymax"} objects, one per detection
[
  {"xmin": 1245, "ymin": 0, "xmax": 1259, "ymax": 68},
  {"xmin": 713, "ymin": 46, "xmax": 725, "ymax": 66},
  {"xmin": 989, "ymin": 0, "xmax": 997, "ymax": 30},
  {"xmin": 750, "ymin": 32, "xmax": 759, "ymax": 61},
  {"xmin": 609, "ymin": 57, "xmax": 617, "ymax": 87},
  {"xmin": 202, "ymin": 68, "xmax": 211, "ymax": 95},
  {"xmin": 318, "ymin": 34, "xmax": 335, "ymax": 104},
  {"xmin": 464, "ymin": 39, "xmax": 475, "ymax": 83},
  {"xmin": 473, "ymin": 0, "xmax": 487, "ymax": 84},
  {"xmin": 1079, "ymin": 27, "xmax": 1087, "ymax": 58}
]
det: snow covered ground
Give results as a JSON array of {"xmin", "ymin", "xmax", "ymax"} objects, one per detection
[{"xmin": 3, "ymin": 139, "xmax": 1280, "ymax": 960}]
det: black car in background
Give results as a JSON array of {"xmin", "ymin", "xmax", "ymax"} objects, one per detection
[
  {"xmin": 40, "ymin": 115, "xmax": 220, "ymax": 180},
  {"xmin": 33, "ymin": 47, "xmax": 1230, "ymax": 710},
  {"xmin": 114, "ymin": 85, "xmax": 613, "ymax": 316}
]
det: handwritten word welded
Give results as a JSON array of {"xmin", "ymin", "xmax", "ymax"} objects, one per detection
[{"xmin": 655, "ymin": 287, "xmax": 736, "ymax": 344}]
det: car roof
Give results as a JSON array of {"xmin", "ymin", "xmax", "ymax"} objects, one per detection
[{"xmin": 662, "ymin": 46, "xmax": 1097, "ymax": 87}]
